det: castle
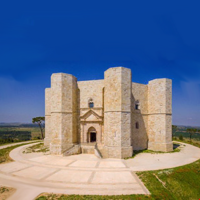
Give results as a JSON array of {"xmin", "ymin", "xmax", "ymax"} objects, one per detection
[{"xmin": 44, "ymin": 67, "xmax": 173, "ymax": 159}]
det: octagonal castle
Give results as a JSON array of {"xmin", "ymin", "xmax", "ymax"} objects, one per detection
[{"xmin": 44, "ymin": 67, "xmax": 173, "ymax": 159}]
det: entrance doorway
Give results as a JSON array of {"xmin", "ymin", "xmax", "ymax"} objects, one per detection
[
  {"xmin": 87, "ymin": 127, "xmax": 97, "ymax": 143},
  {"xmin": 90, "ymin": 132, "xmax": 96, "ymax": 142}
]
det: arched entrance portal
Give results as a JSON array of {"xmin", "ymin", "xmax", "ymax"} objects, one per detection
[{"xmin": 87, "ymin": 127, "xmax": 97, "ymax": 143}]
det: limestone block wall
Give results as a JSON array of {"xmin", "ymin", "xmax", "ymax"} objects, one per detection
[
  {"xmin": 131, "ymin": 83, "xmax": 148, "ymax": 150},
  {"xmin": 104, "ymin": 67, "xmax": 133, "ymax": 158},
  {"xmin": 78, "ymin": 80, "xmax": 104, "ymax": 110},
  {"xmin": 148, "ymin": 78, "xmax": 173, "ymax": 152},
  {"xmin": 78, "ymin": 80, "xmax": 104, "ymax": 143},
  {"xmin": 44, "ymin": 88, "xmax": 51, "ymax": 146},
  {"xmin": 49, "ymin": 73, "xmax": 78, "ymax": 154}
]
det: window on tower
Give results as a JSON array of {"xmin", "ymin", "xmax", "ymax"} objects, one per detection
[
  {"xmin": 136, "ymin": 122, "xmax": 139, "ymax": 129},
  {"xmin": 135, "ymin": 100, "xmax": 140, "ymax": 110},
  {"xmin": 88, "ymin": 98, "xmax": 94, "ymax": 108}
]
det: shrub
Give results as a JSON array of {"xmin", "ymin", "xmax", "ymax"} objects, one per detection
[
  {"xmin": 173, "ymin": 137, "xmax": 177, "ymax": 140},
  {"xmin": 179, "ymin": 134, "xmax": 183, "ymax": 141}
]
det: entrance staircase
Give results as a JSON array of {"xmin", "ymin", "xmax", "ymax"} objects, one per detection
[
  {"xmin": 63, "ymin": 143, "xmax": 102, "ymax": 158},
  {"xmin": 63, "ymin": 144, "xmax": 81, "ymax": 156},
  {"xmin": 81, "ymin": 143, "xmax": 102, "ymax": 158},
  {"xmin": 81, "ymin": 142, "xmax": 96, "ymax": 154}
]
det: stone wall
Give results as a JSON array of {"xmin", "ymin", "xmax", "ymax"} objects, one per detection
[
  {"xmin": 78, "ymin": 80, "xmax": 104, "ymax": 144},
  {"xmin": 78, "ymin": 80, "xmax": 104, "ymax": 115},
  {"xmin": 148, "ymin": 78, "xmax": 173, "ymax": 152},
  {"xmin": 44, "ymin": 88, "xmax": 51, "ymax": 146},
  {"xmin": 131, "ymin": 83, "xmax": 148, "ymax": 150}
]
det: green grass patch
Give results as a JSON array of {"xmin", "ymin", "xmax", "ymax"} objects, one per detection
[
  {"xmin": 0, "ymin": 139, "xmax": 41, "ymax": 146},
  {"xmin": 23, "ymin": 143, "xmax": 49, "ymax": 154},
  {"xmin": 36, "ymin": 193, "xmax": 151, "ymax": 200},
  {"xmin": 125, "ymin": 143, "xmax": 181, "ymax": 159},
  {"xmin": 174, "ymin": 139, "xmax": 200, "ymax": 148},
  {"xmin": 0, "ymin": 186, "xmax": 9, "ymax": 193},
  {"xmin": 174, "ymin": 131, "xmax": 200, "ymax": 141},
  {"xmin": 0, "ymin": 185, "xmax": 16, "ymax": 199},
  {"xmin": 0, "ymin": 142, "xmax": 38, "ymax": 164},
  {"xmin": 0, "ymin": 126, "xmax": 42, "ymax": 142},
  {"xmin": 137, "ymin": 159, "xmax": 200, "ymax": 200}
]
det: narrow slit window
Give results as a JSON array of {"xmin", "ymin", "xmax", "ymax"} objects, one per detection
[
  {"xmin": 136, "ymin": 122, "xmax": 139, "ymax": 129},
  {"xmin": 135, "ymin": 100, "xmax": 140, "ymax": 110}
]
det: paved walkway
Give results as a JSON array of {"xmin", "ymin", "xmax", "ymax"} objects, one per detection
[{"xmin": 0, "ymin": 142, "xmax": 200, "ymax": 199}]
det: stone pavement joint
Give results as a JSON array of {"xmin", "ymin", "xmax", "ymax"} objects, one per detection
[{"xmin": 87, "ymin": 171, "xmax": 96, "ymax": 183}]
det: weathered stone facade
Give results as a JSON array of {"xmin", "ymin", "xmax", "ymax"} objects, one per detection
[{"xmin": 44, "ymin": 67, "xmax": 173, "ymax": 158}]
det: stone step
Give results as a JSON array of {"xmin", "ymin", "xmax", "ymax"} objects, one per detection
[
  {"xmin": 81, "ymin": 143, "xmax": 96, "ymax": 154},
  {"xmin": 81, "ymin": 142, "xmax": 96, "ymax": 147},
  {"xmin": 63, "ymin": 145, "xmax": 81, "ymax": 156}
]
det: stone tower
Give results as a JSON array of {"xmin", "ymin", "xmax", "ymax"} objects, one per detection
[
  {"xmin": 44, "ymin": 73, "xmax": 78, "ymax": 154},
  {"xmin": 103, "ymin": 67, "xmax": 133, "ymax": 158},
  {"xmin": 148, "ymin": 79, "xmax": 173, "ymax": 152}
]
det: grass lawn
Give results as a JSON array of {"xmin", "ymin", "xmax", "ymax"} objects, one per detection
[
  {"xmin": 0, "ymin": 141, "xmax": 38, "ymax": 164},
  {"xmin": 0, "ymin": 140, "xmax": 25, "ymax": 146},
  {"xmin": 23, "ymin": 142, "xmax": 49, "ymax": 154},
  {"xmin": 0, "ymin": 185, "xmax": 16, "ymax": 199},
  {"xmin": 125, "ymin": 142, "xmax": 182, "ymax": 160},
  {"xmin": 0, "ymin": 139, "xmax": 41, "ymax": 147},
  {"xmin": 0, "ymin": 126, "xmax": 42, "ymax": 141},
  {"xmin": 174, "ymin": 138, "xmax": 200, "ymax": 148},
  {"xmin": 36, "ymin": 141, "xmax": 200, "ymax": 200}
]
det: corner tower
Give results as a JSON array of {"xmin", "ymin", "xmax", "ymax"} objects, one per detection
[
  {"xmin": 46, "ymin": 73, "xmax": 78, "ymax": 155},
  {"xmin": 104, "ymin": 67, "xmax": 133, "ymax": 158},
  {"xmin": 148, "ymin": 78, "xmax": 173, "ymax": 152}
]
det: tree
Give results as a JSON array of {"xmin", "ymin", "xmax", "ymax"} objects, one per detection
[
  {"xmin": 187, "ymin": 128, "xmax": 197, "ymax": 142},
  {"xmin": 32, "ymin": 117, "xmax": 45, "ymax": 139},
  {"xmin": 172, "ymin": 125, "xmax": 178, "ymax": 138}
]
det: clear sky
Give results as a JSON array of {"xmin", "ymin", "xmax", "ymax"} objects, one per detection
[{"xmin": 0, "ymin": 1, "xmax": 200, "ymax": 126}]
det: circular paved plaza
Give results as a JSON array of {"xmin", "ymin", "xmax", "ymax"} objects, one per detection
[{"xmin": 0, "ymin": 142, "xmax": 200, "ymax": 200}]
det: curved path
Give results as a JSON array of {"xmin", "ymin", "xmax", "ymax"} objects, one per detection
[
  {"xmin": 0, "ymin": 142, "xmax": 200, "ymax": 200},
  {"xmin": 0, "ymin": 140, "xmax": 41, "ymax": 150}
]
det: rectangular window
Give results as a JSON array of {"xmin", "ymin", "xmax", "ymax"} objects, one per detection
[
  {"xmin": 136, "ymin": 122, "xmax": 139, "ymax": 129},
  {"xmin": 89, "ymin": 102, "xmax": 94, "ymax": 108}
]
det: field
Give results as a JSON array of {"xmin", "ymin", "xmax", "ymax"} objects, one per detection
[
  {"xmin": 0, "ymin": 123, "xmax": 200, "ymax": 145},
  {"xmin": 0, "ymin": 124, "xmax": 43, "ymax": 145},
  {"xmin": 174, "ymin": 131, "xmax": 200, "ymax": 141},
  {"xmin": 173, "ymin": 126, "xmax": 200, "ymax": 146}
]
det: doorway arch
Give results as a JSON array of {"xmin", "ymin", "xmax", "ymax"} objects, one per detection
[{"xmin": 87, "ymin": 127, "xmax": 97, "ymax": 143}]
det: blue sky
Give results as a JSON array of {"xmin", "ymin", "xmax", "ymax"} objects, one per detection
[{"xmin": 0, "ymin": 1, "xmax": 200, "ymax": 126}]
